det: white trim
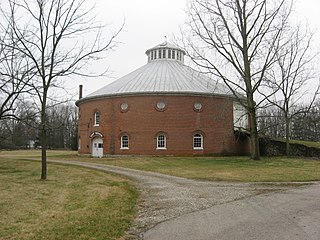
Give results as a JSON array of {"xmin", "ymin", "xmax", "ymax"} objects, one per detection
[{"xmin": 193, "ymin": 147, "xmax": 203, "ymax": 150}]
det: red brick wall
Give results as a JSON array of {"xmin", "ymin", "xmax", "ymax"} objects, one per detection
[{"xmin": 77, "ymin": 94, "xmax": 249, "ymax": 155}]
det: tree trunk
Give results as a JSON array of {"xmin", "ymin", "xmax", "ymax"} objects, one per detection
[
  {"xmin": 248, "ymin": 106, "xmax": 260, "ymax": 160},
  {"xmin": 246, "ymin": 89, "xmax": 260, "ymax": 160},
  {"xmin": 285, "ymin": 112, "xmax": 290, "ymax": 156},
  {"xmin": 40, "ymin": 95, "xmax": 47, "ymax": 180}
]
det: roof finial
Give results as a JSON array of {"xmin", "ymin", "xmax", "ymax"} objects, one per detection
[{"xmin": 164, "ymin": 35, "xmax": 167, "ymax": 43}]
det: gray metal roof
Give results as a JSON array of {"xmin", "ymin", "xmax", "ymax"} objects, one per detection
[{"xmin": 78, "ymin": 43, "xmax": 235, "ymax": 104}]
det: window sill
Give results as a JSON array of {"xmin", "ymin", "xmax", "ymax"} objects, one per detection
[
  {"xmin": 93, "ymin": 124, "xmax": 100, "ymax": 127},
  {"xmin": 156, "ymin": 147, "xmax": 167, "ymax": 150},
  {"xmin": 193, "ymin": 147, "xmax": 203, "ymax": 150},
  {"xmin": 120, "ymin": 147, "xmax": 129, "ymax": 150}
]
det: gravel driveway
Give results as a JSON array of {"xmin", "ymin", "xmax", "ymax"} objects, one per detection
[{"xmin": 48, "ymin": 160, "xmax": 305, "ymax": 239}]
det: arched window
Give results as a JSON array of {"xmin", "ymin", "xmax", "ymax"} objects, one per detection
[
  {"xmin": 193, "ymin": 133, "xmax": 203, "ymax": 149},
  {"xmin": 157, "ymin": 134, "xmax": 166, "ymax": 149},
  {"xmin": 94, "ymin": 111, "xmax": 100, "ymax": 126},
  {"xmin": 121, "ymin": 135, "xmax": 129, "ymax": 149}
]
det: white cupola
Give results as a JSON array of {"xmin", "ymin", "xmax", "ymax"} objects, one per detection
[{"xmin": 145, "ymin": 41, "xmax": 186, "ymax": 63}]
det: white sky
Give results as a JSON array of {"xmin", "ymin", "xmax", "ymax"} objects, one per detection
[{"xmin": 71, "ymin": 0, "xmax": 320, "ymax": 99}]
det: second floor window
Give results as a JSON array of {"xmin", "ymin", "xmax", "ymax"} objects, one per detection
[{"xmin": 94, "ymin": 112, "xmax": 100, "ymax": 126}]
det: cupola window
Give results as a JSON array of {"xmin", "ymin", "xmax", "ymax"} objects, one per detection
[{"xmin": 145, "ymin": 42, "xmax": 185, "ymax": 63}]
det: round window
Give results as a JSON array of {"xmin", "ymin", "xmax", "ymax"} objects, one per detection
[
  {"xmin": 194, "ymin": 102, "xmax": 203, "ymax": 111},
  {"xmin": 120, "ymin": 102, "xmax": 129, "ymax": 112},
  {"xmin": 156, "ymin": 101, "xmax": 166, "ymax": 111}
]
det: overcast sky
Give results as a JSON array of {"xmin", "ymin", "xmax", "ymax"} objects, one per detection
[{"xmin": 73, "ymin": 0, "xmax": 320, "ymax": 98}]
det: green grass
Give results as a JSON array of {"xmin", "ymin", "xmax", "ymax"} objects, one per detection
[
  {"xmin": 290, "ymin": 140, "xmax": 320, "ymax": 148},
  {"xmin": 1, "ymin": 149, "xmax": 319, "ymax": 239},
  {"xmin": 3, "ymin": 149, "xmax": 319, "ymax": 182},
  {"xmin": 74, "ymin": 156, "xmax": 320, "ymax": 182},
  {"xmin": 5, "ymin": 149, "xmax": 317, "ymax": 182},
  {"xmin": 0, "ymin": 156, "xmax": 137, "ymax": 240}
]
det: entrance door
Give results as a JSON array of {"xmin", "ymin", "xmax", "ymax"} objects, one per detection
[{"xmin": 92, "ymin": 138, "xmax": 103, "ymax": 158}]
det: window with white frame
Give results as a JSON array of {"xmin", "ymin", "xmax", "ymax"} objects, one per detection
[
  {"xmin": 94, "ymin": 111, "xmax": 100, "ymax": 126},
  {"xmin": 121, "ymin": 135, "xmax": 129, "ymax": 149},
  {"xmin": 193, "ymin": 133, "xmax": 203, "ymax": 149},
  {"xmin": 157, "ymin": 134, "xmax": 166, "ymax": 149}
]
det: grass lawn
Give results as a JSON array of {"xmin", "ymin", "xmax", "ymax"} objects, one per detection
[
  {"xmin": 1, "ymin": 150, "xmax": 319, "ymax": 239},
  {"xmin": 70, "ymin": 155, "xmax": 320, "ymax": 182},
  {"xmin": 290, "ymin": 140, "xmax": 320, "ymax": 149},
  {"xmin": 0, "ymin": 155, "xmax": 137, "ymax": 240},
  {"xmin": 2, "ymin": 150, "xmax": 319, "ymax": 182}
]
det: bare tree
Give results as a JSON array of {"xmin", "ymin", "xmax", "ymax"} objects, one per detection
[
  {"xmin": 182, "ymin": 0, "xmax": 292, "ymax": 160},
  {"xmin": 0, "ymin": 8, "xmax": 32, "ymax": 121},
  {"xmin": 262, "ymin": 25, "xmax": 320, "ymax": 155},
  {"xmin": 0, "ymin": 100, "xmax": 39, "ymax": 149},
  {"xmin": 46, "ymin": 103, "xmax": 78, "ymax": 150},
  {"xmin": 3, "ymin": 0, "xmax": 123, "ymax": 179},
  {"xmin": 291, "ymin": 102, "xmax": 320, "ymax": 142}
]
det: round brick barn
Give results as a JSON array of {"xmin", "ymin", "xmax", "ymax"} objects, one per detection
[{"xmin": 76, "ymin": 42, "xmax": 249, "ymax": 157}]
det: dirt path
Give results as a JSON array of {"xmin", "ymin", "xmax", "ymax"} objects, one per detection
[{"xmin": 46, "ymin": 159, "xmax": 302, "ymax": 239}]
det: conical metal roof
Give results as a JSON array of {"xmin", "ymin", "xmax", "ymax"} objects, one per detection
[{"xmin": 77, "ymin": 42, "xmax": 234, "ymax": 103}]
